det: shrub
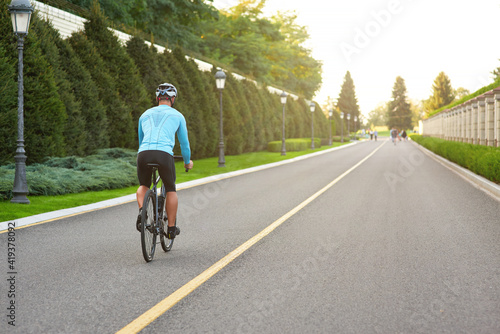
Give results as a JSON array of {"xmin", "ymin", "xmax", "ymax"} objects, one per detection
[
  {"xmin": 0, "ymin": 148, "xmax": 138, "ymax": 200},
  {"xmin": 411, "ymin": 135, "xmax": 500, "ymax": 183},
  {"xmin": 267, "ymin": 138, "xmax": 321, "ymax": 152}
]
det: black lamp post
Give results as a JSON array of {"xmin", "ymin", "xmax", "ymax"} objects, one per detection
[
  {"xmin": 9, "ymin": 0, "xmax": 33, "ymax": 204},
  {"xmin": 215, "ymin": 68, "xmax": 226, "ymax": 167},
  {"xmin": 328, "ymin": 109, "xmax": 333, "ymax": 145},
  {"xmin": 354, "ymin": 115, "xmax": 358, "ymax": 134},
  {"xmin": 310, "ymin": 102, "xmax": 315, "ymax": 149},
  {"xmin": 347, "ymin": 113, "xmax": 351, "ymax": 140},
  {"xmin": 280, "ymin": 91, "xmax": 287, "ymax": 156},
  {"xmin": 340, "ymin": 111, "xmax": 344, "ymax": 143}
]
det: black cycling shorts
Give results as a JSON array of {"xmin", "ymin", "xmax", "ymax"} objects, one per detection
[{"xmin": 137, "ymin": 150, "xmax": 176, "ymax": 192}]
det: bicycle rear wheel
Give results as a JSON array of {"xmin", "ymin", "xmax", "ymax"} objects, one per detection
[{"xmin": 141, "ymin": 190, "xmax": 157, "ymax": 262}]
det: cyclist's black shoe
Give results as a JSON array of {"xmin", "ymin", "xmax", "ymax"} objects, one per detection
[
  {"xmin": 136, "ymin": 208, "xmax": 142, "ymax": 232},
  {"xmin": 167, "ymin": 226, "xmax": 180, "ymax": 239}
]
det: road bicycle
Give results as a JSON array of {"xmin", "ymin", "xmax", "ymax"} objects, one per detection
[{"xmin": 140, "ymin": 156, "xmax": 187, "ymax": 262}]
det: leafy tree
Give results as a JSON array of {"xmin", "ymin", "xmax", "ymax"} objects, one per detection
[
  {"xmin": 367, "ymin": 103, "xmax": 388, "ymax": 127},
  {"xmin": 387, "ymin": 76, "xmax": 412, "ymax": 130},
  {"xmin": 424, "ymin": 71, "xmax": 455, "ymax": 115},
  {"xmin": 336, "ymin": 71, "xmax": 360, "ymax": 133},
  {"xmin": 453, "ymin": 87, "xmax": 470, "ymax": 101},
  {"xmin": 198, "ymin": 2, "xmax": 321, "ymax": 98},
  {"xmin": 493, "ymin": 60, "xmax": 500, "ymax": 81}
]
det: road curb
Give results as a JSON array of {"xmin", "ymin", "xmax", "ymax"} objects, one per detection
[
  {"xmin": 412, "ymin": 140, "xmax": 500, "ymax": 201},
  {"xmin": 0, "ymin": 142, "xmax": 359, "ymax": 232}
]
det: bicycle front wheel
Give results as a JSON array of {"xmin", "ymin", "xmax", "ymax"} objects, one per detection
[{"xmin": 141, "ymin": 190, "xmax": 157, "ymax": 262}]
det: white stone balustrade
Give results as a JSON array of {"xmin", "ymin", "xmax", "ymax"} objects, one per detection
[{"xmin": 422, "ymin": 87, "xmax": 500, "ymax": 147}]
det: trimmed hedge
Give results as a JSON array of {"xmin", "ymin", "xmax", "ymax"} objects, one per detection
[
  {"xmin": 411, "ymin": 135, "xmax": 500, "ymax": 183},
  {"xmin": 268, "ymin": 138, "xmax": 322, "ymax": 152}
]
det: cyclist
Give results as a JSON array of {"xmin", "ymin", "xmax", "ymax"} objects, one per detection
[{"xmin": 136, "ymin": 83, "xmax": 193, "ymax": 239}]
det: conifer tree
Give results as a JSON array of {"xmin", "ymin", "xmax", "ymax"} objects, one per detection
[
  {"xmin": 0, "ymin": 0, "xmax": 66, "ymax": 163},
  {"xmin": 200, "ymin": 71, "xmax": 220, "ymax": 156},
  {"xmin": 68, "ymin": 32, "xmax": 134, "ymax": 148},
  {"xmin": 83, "ymin": 1, "xmax": 150, "ymax": 132},
  {"xmin": 221, "ymin": 73, "xmax": 244, "ymax": 155},
  {"xmin": 242, "ymin": 79, "xmax": 267, "ymax": 150},
  {"xmin": 182, "ymin": 58, "xmax": 217, "ymax": 157},
  {"xmin": 126, "ymin": 36, "xmax": 164, "ymax": 106},
  {"xmin": 33, "ymin": 17, "xmax": 87, "ymax": 156},
  {"xmin": 0, "ymin": 46, "xmax": 17, "ymax": 165},
  {"xmin": 337, "ymin": 71, "xmax": 360, "ymax": 133},
  {"xmin": 387, "ymin": 76, "xmax": 412, "ymax": 130},
  {"xmin": 424, "ymin": 72, "xmax": 455, "ymax": 115},
  {"xmin": 56, "ymin": 36, "xmax": 109, "ymax": 153},
  {"xmin": 228, "ymin": 77, "xmax": 255, "ymax": 152}
]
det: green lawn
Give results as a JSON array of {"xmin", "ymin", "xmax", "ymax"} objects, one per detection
[{"xmin": 0, "ymin": 143, "xmax": 347, "ymax": 222}]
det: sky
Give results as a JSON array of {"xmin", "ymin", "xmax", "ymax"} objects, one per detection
[{"xmin": 211, "ymin": 0, "xmax": 500, "ymax": 118}]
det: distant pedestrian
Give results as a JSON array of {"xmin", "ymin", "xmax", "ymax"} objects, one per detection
[
  {"xmin": 401, "ymin": 130, "xmax": 408, "ymax": 141},
  {"xmin": 370, "ymin": 130, "xmax": 374, "ymax": 140},
  {"xmin": 390, "ymin": 128, "xmax": 398, "ymax": 145},
  {"xmin": 374, "ymin": 130, "xmax": 378, "ymax": 141}
]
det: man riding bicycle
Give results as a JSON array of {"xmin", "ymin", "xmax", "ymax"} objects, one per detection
[{"xmin": 136, "ymin": 83, "xmax": 193, "ymax": 239}]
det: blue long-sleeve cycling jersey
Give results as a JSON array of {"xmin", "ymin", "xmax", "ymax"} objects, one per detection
[{"xmin": 138, "ymin": 105, "xmax": 191, "ymax": 164}]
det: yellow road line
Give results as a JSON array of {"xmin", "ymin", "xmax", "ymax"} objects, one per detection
[{"xmin": 116, "ymin": 141, "xmax": 386, "ymax": 334}]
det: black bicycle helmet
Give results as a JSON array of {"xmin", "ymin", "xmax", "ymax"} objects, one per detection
[{"xmin": 156, "ymin": 83, "xmax": 177, "ymax": 104}]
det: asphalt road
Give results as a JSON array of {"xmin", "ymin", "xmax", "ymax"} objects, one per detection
[{"xmin": 1, "ymin": 139, "xmax": 499, "ymax": 333}]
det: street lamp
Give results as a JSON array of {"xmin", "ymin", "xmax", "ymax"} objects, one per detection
[
  {"xmin": 354, "ymin": 115, "xmax": 358, "ymax": 133},
  {"xmin": 310, "ymin": 102, "xmax": 315, "ymax": 149},
  {"xmin": 328, "ymin": 109, "xmax": 333, "ymax": 145},
  {"xmin": 9, "ymin": 0, "xmax": 34, "ymax": 204},
  {"xmin": 280, "ymin": 91, "xmax": 287, "ymax": 156},
  {"xmin": 340, "ymin": 111, "xmax": 344, "ymax": 143},
  {"xmin": 347, "ymin": 113, "xmax": 351, "ymax": 140},
  {"xmin": 215, "ymin": 68, "xmax": 226, "ymax": 167}
]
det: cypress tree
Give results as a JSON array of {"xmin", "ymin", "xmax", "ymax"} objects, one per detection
[
  {"xmin": 159, "ymin": 48, "xmax": 198, "ymax": 155},
  {"xmin": 182, "ymin": 58, "xmax": 216, "ymax": 157},
  {"xmin": 0, "ymin": 46, "xmax": 17, "ymax": 165},
  {"xmin": 56, "ymin": 37, "xmax": 109, "ymax": 153},
  {"xmin": 0, "ymin": 0, "xmax": 66, "ymax": 163},
  {"xmin": 229, "ymin": 77, "xmax": 254, "ymax": 152},
  {"xmin": 337, "ymin": 71, "xmax": 360, "ymax": 132},
  {"xmin": 83, "ymin": 1, "xmax": 150, "ymax": 129},
  {"xmin": 222, "ymin": 74, "xmax": 244, "ymax": 155},
  {"xmin": 126, "ymin": 36, "xmax": 163, "ymax": 106},
  {"xmin": 200, "ymin": 70, "xmax": 220, "ymax": 157},
  {"xmin": 68, "ymin": 32, "xmax": 134, "ymax": 148},
  {"xmin": 33, "ymin": 17, "xmax": 87, "ymax": 156},
  {"xmin": 387, "ymin": 76, "xmax": 412, "ymax": 130},
  {"xmin": 242, "ymin": 80, "xmax": 267, "ymax": 150}
]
